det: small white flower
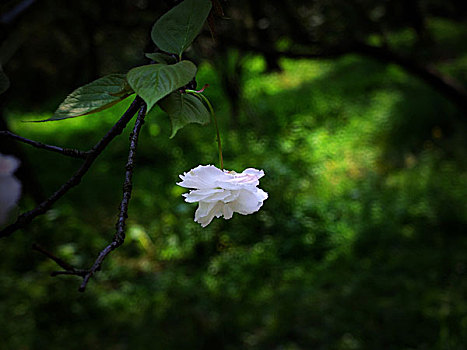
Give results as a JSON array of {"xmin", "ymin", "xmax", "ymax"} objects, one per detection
[
  {"xmin": 0, "ymin": 153, "xmax": 21, "ymax": 225},
  {"xmin": 177, "ymin": 165, "xmax": 268, "ymax": 227}
]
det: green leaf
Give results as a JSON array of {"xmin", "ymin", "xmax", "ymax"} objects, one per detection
[
  {"xmin": 36, "ymin": 74, "xmax": 134, "ymax": 122},
  {"xmin": 145, "ymin": 52, "xmax": 177, "ymax": 65},
  {"xmin": 0, "ymin": 66, "xmax": 10, "ymax": 95},
  {"xmin": 151, "ymin": 0, "xmax": 212, "ymax": 57},
  {"xmin": 127, "ymin": 60, "xmax": 197, "ymax": 111},
  {"xmin": 159, "ymin": 91, "xmax": 210, "ymax": 138}
]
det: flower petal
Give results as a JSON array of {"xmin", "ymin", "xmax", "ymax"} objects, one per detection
[
  {"xmin": 0, "ymin": 175, "xmax": 21, "ymax": 225},
  {"xmin": 256, "ymin": 188, "xmax": 269, "ymax": 202},
  {"xmin": 195, "ymin": 201, "xmax": 224, "ymax": 227},
  {"xmin": 194, "ymin": 201, "xmax": 217, "ymax": 220},
  {"xmin": 222, "ymin": 204, "xmax": 234, "ymax": 220},
  {"xmin": 183, "ymin": 188, "xmax": 230, "ymax": 203},
  {"xmin": 177, "ymin": 164, "xmax": 268, "ymax": 227},
  {"xmin": 0, "ymin": 153, "xmax": 20, "ymax": 176},
  {"xmin": 242, "ymin": 168, "xmax": 265, "ymax": 179},
  {"xmin": 229, "ymin": 188, "xmax": 267, "ymax": 215},
  {"xmin": 178, "ymin": 165, "xmax": 229, "ymax": 189}
]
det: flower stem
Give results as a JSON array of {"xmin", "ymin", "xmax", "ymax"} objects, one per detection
[{"xmin": 186, "ymin": 91, "xmax": 224, "ymax": 170}]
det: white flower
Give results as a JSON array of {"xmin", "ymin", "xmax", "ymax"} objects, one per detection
[
  {"xmin": 0, "ymin": 153, "xmax": 21, "ymax": 225},
  {"xmin": 177, "ymin": 165, "xmax": 268, "ymax": 227}
]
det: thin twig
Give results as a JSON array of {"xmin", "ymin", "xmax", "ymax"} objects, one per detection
[
  {"xmin": 50, "ymin": 269, "xmax": 89, "ymax": 277},
  {"xmin": 352, "ymin": 43, "xmax": 467, "ymax": 115},
  {"xmin": 32, "ymin": 243, "xmax": 88, "ymax": 276},
  {"xmin": 0, "ymin": 130, "xmax": 90, "ymax": 159},
  {"xmin": 51, "ymin": 270, "xmax": 87, "ymax": 277},
  {"xmin": 79, "ymin": 103, "xmax": 147, "ymax": 292},
  {"xmin": 224, "ymin": 36, "xmax": 467, "ymax": 115},
  {"xmin": 32, "ymin": 243, "xmax": 75, "ymax": 271},
  {"xmin": 0, "ymin": 0, "xmax": 36, "ymax": 24},
  {"xmin": 0, "ymin": 97, "xmax": 144, "ymax": 238}
]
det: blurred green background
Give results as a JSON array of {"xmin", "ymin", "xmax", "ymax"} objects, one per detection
[{"xmin": 1, "ymin": 1, "xmax": 467, "ymax": 349}]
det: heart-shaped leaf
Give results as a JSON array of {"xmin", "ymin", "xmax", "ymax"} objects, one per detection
[
  {"xmin": 35, "ymin": 74, "xmax": 134, "ymax": 122},
  {"xmin": 151, "ymin": 0, "xmax": 212, "ymax": 57},
  {"xmin": 159, "ymin": 91, "xmax": 210, "ymax": 138},
  {"xmin": 127, "ymin": 60, "xmax": 197, "ymax": 111}
]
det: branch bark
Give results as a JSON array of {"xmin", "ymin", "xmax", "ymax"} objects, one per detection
[
  {"xmin": 78, "ymin": 102, "xmax": 147, "ymax": 292},
  {"xmin": 0, "ymin": 96, "xmax": 144, "ymax": 238},
  {"xmin": 0, "ymin": 0, "xmax": 37, "ymax": 25},
  {"xmin": 352, "ymin": 43, "xmax": 467, "ymax": 115},
  {"xmin": 32, "ymin": 243, "xmax": 88, "ymax": 277},
  {"xmin": 0, "ymin": 130, "xmax": 90, "ymax": 159},
  {"xmin": 222, "ymin": 36, "xmax": 467, "ymax": 116}
]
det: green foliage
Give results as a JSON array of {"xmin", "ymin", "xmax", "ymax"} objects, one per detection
[
  {"xmin": 159, "ymin": 91, "xmax": 210, "ymax": 138},
  {"xmin": 1, "ymin": 0, "xmax": 467, "ymax": 348},
  {"xmin": 126, "ymin": 61, "xmax": 197, "ymax": 111},
  {"xmin": 38, "ymin": 74, "xmax": 134, "ymax": 121},
  {"xmin": 3, "ymin": 5, "xmax": 467, "ymax": 346},
  {"xmin": 151, "ymin": 0, "xmax": 212, "ymax": 57},
  {"xmin": 4, "ymin": 53, "xmax": 467, "ymax": 349},
  {"xmin": 0, "ymin": 65, "xmax": 10, "ymax": 95},
  {"xmin": 14, "ymin": 0, "xmax": 213, "ymax": 135}
]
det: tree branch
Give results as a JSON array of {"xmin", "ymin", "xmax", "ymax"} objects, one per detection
[
  {"xmin": 0, "ymin": 130, "xmax": 90, "ymax": 159},
  {"xmin": 221, "ymin": 36, "xmax": 346, "ymax": 60},
  {"xmin": 0, "ymin": 96, "xmax": 144, "ymax": 238},
  {"xmin": 223, "ymin": 37, "xmax": 467, "ymax": 115},
  {"xmin": 79, "ymin": 102, "xmax": 147, "ymax": 292},
  {"xmin": 0, "ymin": 0, "xmax": 36, "ymax": 25},
  {"xmin": 32, "ymin": 243, "xmax": 87, "ymax": 276},
  {"xmin": 352, "ymin": 43, "xmax": 467, "ymax": 115}
]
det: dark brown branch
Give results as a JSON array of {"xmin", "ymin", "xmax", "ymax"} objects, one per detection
[
  {"xmin": 223, "ymin": 36, "xmax": 467, "ymax": 116},
  {"xmin": 79, "ymin": 102, "xmax": 147, "ymax": 292},
  {"xmin": 0, "ymin": 0, "xmax": 36, "ymax": 24},
  {"xmin": 0, "ymin": 96, "xmax": 144, "ymax": 238},
  {"xmin": 32, "ymin": 243, "xmax": 75, "ymax": 271},
  {"xmin": 221, "ymin": 36, "xmax": 346, "ymax": 60},
  {"xmin": 0, "ymin": 130, "xmax": 90, "ymax": 159},
  {"xmin": 51, "ymin": 270, "xmax": 87, "ymax": 277},
  {"xmin": 352, "ymin": 43, "xmax": 467, "ymax": 115},
  {"xmin": 32, "ymin": 243, "xmax": 87, "ymax": 276}
]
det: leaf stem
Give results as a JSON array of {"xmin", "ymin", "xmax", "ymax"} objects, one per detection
[{"xmin": 186, "ymin": 91, "xmax": 223, "ymax": 170}]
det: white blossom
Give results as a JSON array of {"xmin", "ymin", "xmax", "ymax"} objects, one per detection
[
  {"xmin": 0, "ymin": 153, "xmax": 21, "ymax": 225},
  {"xmin": 177, "ymin": 165, "xmax": 268, "ymax": 227}
]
